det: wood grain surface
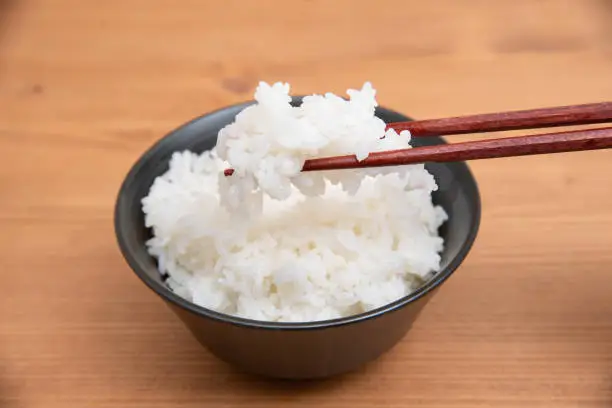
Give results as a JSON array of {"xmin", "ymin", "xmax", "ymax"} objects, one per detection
[{"xmin": 1, "ymin": 1, "xmax": 611, "ymax": 407}]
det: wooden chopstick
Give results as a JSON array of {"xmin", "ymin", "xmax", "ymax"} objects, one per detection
[
  {"xmin": 222, "ymin": 102, "xmax": 612, "ymax": 176},
  {"xmin": 301, "ymin": 127, "xmax": 612, "ymax": 172},
  {"xmin": 388, "ymin": 102, "xmax": 612, "ymax": 137}
]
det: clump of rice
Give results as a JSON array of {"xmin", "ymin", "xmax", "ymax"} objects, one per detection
[{"xmin": 142, "ymin": 82, "xmax": 447, "ymax": 322}]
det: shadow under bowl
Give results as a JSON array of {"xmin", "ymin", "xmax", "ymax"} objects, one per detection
[{"xmin": 114, "ymin": 98, "xmax": 481, "ymax": 379}]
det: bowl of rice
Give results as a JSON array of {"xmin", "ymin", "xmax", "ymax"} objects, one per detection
[{"xmin": 115, "ymin": 82, "xmax": 481, "ymax": 379}]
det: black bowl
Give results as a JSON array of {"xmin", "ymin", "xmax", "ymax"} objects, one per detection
[{"xmin": 114, "ymin": 98, "xmax": 481, "ymax": 379}]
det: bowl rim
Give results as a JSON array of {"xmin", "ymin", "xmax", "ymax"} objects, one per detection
[{"xmin": 114, "ymin": 100, "xmax": 481, "ymax": 330}]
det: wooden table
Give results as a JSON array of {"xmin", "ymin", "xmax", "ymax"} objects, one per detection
[{"xmin": 2, "ymin": 1, "xmax": 611, "ymax": 407}]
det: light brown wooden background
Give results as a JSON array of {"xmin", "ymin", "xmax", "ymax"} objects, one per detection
[{"xmin": 1, "ymin": 1, "xmax": 612, "ymax": 407}]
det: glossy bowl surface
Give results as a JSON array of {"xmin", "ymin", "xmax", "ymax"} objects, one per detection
[{"xmin": 115, "ymin": 98, "xmax": 481, "ymax": 379}]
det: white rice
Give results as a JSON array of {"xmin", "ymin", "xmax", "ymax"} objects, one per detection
[{"xmin": 142, "ymin": 82, "xmax": 447, "ymax": 322}]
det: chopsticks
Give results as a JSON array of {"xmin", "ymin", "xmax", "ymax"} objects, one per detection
[{"xmin": 223, "ymin": 102, "xmax": 612, "ymax": 176}]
